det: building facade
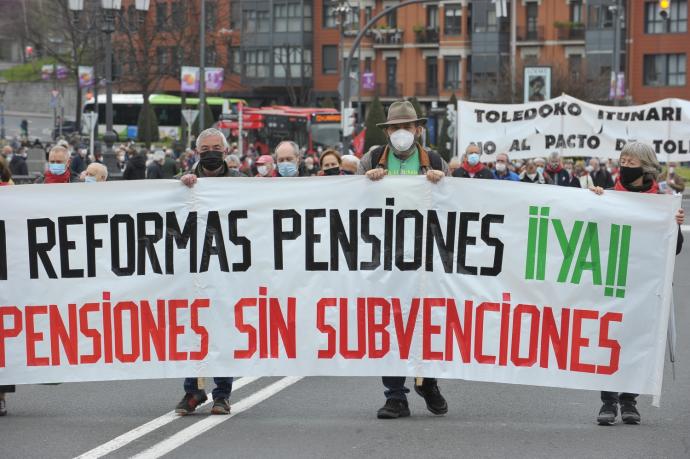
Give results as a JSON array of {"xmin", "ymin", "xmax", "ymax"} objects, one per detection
[{"xmin": 113, "ymin": 0, "xmax": 689, "ymax": 113}]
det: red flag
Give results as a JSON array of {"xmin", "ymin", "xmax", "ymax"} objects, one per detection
[{"xmin": 353, "ymin": 128, "xmax": 366, "ymax": 157}]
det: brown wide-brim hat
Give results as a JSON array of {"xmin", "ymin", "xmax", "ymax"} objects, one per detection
[{"xmin": 377, "ymin": 100, "xmax": 427, "ymax": 128}]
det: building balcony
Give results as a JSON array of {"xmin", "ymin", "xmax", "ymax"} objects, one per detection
[
  {"xmin": 375, "ymin": 82, "xmax": 403, "ymax": 98},
  {"xmin": 371, "ymin": 28, "xmax": 404, "ymax": 47},
  {"xmin": 555, "ymin": 23, "xmax": 585, "ymax": 41},
  {"xmin": 414, "ymin": 27, "xmax": 439, "ymax": 46},
  {"xmin": 415, "ymin": 82, "xmax": 439, "ymax": 97},
  {"xmin": 516, "ymin": 26, "xmax": 544, "ymax": 42}
]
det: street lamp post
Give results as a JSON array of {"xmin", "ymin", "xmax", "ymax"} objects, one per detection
[
  {"xmin": 0, "ymin": 78, "xmax": 7, "ymax": 140},
  {"xmin": 341, "ymin": 0, "xmax": 440, "ymax": 155}
]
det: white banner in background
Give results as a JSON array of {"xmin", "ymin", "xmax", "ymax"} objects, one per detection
[
  {"xmin": 458, "ymin": 94, "xmax": 690, "ymax": 162},
  {"xmin": 0, "ymin": 178, "xmax": 680, "ymax": 397}
]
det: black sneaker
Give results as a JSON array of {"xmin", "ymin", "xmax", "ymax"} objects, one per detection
[
  {"xmin": 0, "ymin": 397, "xmax": 6, "ymax": 416},
  {"xmin": 377, "ymin": 398, "xmax": 410, "ymax": 419},
  {"xmin": 414, "ymin": 380, "xmax": 448, "ymax": 415},
  {"xmin": 621, "ymin": 403, "xmax": 641, "ymax": 425},
  {"xmin": 211, "ymin": 398, "xmax": 230, "ymax": 415},
  {"xmin": 597, "ymin": 402, "xmax": 618, "ymax": 425},
  {"xmin": 175, "ymin": 392, "xmax": 208, "ymax": 415}
]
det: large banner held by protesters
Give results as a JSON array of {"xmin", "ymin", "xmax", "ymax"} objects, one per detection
[
  {"xmin": 0, "ymin": 178, "xmax": 680, "ymax": 397},
  {"xmin": 458, "ymin": 94, "xmax": 690, "ymax": 162}
]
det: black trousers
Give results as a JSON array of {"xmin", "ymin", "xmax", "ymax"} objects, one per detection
[
  {"xmin": 601, "ymin": 391, "xmax": 637, "ymax": 404},
  {"xmin": 0, "ymin": 385, "xmax": 15, "ymax": 393}
]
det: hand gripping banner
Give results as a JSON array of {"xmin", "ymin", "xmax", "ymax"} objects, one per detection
[{"xmin": 0, "ymin": 178, "xmax": 680, "ymax": 397}]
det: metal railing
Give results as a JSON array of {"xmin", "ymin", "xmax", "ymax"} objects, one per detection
[
  {"xmin": 516, "ymin": 25, "xmax": 544, "ymax": 41},
  {"xmin": 376, "ymin": 82, "xmax": 403, "ymax": 97},
  {"xmin": 415, "ymin": 82, "xmax": 439, "ymax": 96},
  {"xmin": 414, "ymin": 27, "xmax": 439, "ymax": 44}
]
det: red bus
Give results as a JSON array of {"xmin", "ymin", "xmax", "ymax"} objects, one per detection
[{"xmin": 218, "ymin": 106, "xmax": 341, "ymax": 154}]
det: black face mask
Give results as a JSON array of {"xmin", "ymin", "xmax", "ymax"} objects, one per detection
[
  {"xmin": 619, "ymin": 166, "xmax": 644, "ymax": 185},
  {"xmin": 200, "ymin": 150, "xmax": 225, "ymax": 171},
  {"xmin": 341, "ymin": 170, "xmax": 354, "ymax": 175},
  {"xmin": 323, "ymin": 166, "xmax": 340, "ymax": 176}
]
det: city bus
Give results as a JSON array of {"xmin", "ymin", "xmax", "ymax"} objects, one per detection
[
  {"xmin": 82, "ymin": 94, "xmax": 247, "ymax": 140},
  {"xmin": 217, "ymin": 106, "xmax": 341, "ymax": 154}
]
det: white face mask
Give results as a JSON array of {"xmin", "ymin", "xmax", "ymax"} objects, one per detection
[
  {"xmin": 495, "ymin": 163, "xmax": 507, "ymax": 172},
  {"xmin": 389, "ymin": 129, "xmax": 415, "ymax": 152},
  {"xmin": 257, "ymin": 165, "xmax": 269, "ymax": 176}
]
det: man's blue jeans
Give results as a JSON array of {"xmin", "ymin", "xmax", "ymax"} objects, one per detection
[
  {"xmin": 184, "ymin": 377, "xmax": 233, "ymax": 400},
  {"xmin": 383, "ymin": 377, "xmax": 438, "ymax": 400}
]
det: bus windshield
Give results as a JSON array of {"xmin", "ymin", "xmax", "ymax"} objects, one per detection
[{"xmin": 311, "ymin": 124, "xmax": 341, "ymax": 149}]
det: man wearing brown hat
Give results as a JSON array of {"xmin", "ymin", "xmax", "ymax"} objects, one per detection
[
  {"xmin": 357, "ymin": 100, "xmax": 449, "ymax": 419},
  {"xmin": 358, "ymin": 100, "xmax": 449, "ymax": 181}
]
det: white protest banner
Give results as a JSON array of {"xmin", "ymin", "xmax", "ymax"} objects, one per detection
[
  {"xmin": 458, "ymin": 94, "xmax": 690, "ymax": 162},
  {"xmin": 0, "ymin": 178, "xmax": 680, "ymax": 397}
]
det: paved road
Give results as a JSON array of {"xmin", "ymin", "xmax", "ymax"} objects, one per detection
[
  {"xmin": 1, "ymin": 242, "xmax": 689, "ymax": 459},
  {"xmin": 2, "ymin": 111, "xmax": 56, "ymax": 142}
]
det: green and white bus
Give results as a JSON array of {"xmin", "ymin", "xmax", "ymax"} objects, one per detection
[{"xmin": 82, "ymin": 93, "xmax": 247, "ymax": 140}]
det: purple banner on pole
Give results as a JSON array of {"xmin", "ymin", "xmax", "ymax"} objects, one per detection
[
  {"xmin": 362, "ymin": 72, "xmax": 375, "ymax": 90},
  {"xmin": 205, "ymin": 67, "xmax": 224, "ymax": 92}
]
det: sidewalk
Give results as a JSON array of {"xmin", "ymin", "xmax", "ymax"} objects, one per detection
[{"xmin": 4, "ymin": 110, "xmax": 54, "ymax": 119}]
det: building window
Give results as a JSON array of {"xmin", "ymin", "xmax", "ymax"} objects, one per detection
[
  {"xmin": 205, "ymin": 0, "xmax": 217, "ymax": 30},
  {"xmin": 444, "ymin": 56, "xmax": 461, "ymax": 89},
  {"xmin": 156, "ymin": 2, "xmax": 169, "ymax": 29},
  {"xmin": 487, "ymin": 9, "xmax": 497, "ymax": 31},
  {"xmin": 156, "ymin": 46, "xmax": 169, "ymax": 70},
  {"xmin": 385, "ymin": 6, "xmax": 397, "ymax": 28},
  {"xmin": 227, "ymin": 47, "xmax": 240, "ymax": 74},
  {"xmin": 588, "ymin": 5, "xmax": 614, "ymax": 29},
  {"xmin": 426, "ymin": 57, "xmax": 438, "ymax": 91},
  {"xmin": 304, "ymin": 3, "xmax": 313, "ymax": 32},
  {"xmin": 444, "ymin": 4, "xmax": 462, "ymax": 35},
  {"xmin": 275, "ymin": 3, "xmax": 309, "ymax": 32},
  {"xmin": 526, "ymin": 2, "xmax": 538, "ymax": 33},
  {"xmin": 427, "ymin": 5, "xmax": 439, "ymax": 29},
  {"xmin": 205, "ymin": 46, "xmax": 217, "ymax": 66},
  {"xmin": 364, "ymin": 6, "xmax": 372, "ymax": 23},
  {"xmin": 171, "ymin": 1, "xmax": 185, "ymax": 28},
  {"xmin": 274, "ymin": 47, "xmax": 311, "ymax": 79},
  {"xmin": 364, "ymin": 57, "xmax": 372, "ymax": 73},
  {"xmin": 645, "ymin": 0, "xmax": 688, "ymax": 33},
  {"xmin": 568, "ymin": 54, "xmax": 582, "ymax": 79},
  {"xmin": 323, "ymin": 0, "xmax": 337, "ymax": 28},
  {"xmin": 644, "ymin": 53, "xmax": 687, "ymax": 86},
  {"xmin": 347, "ymin": 7, "xmax": 360, "ymax": 30},
  {"xmin": 322, "ymin": 45, "xmax": 338, "ymax": 74},
  {"xmin": 244, "ymin": 49, "xmax": 270, "ymax": 78},
  {"xmin": 570, "ymin": 1, "xmax": 583, "ymax": 23}
]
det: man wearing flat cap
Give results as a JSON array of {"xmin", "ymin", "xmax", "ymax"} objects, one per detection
[{"xmin": 357, "ymin": 100, "xmax": 449, "ymax": 420}]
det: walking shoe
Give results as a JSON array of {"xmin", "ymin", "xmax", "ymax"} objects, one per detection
[
  {"xmin": 211, "ymin": 398, "xmax": 230, "ymax": 415},
  {"xmin": 0, "ymin": 397, "xmax": 6, "ymax": 416},
  {"xmin": 621, "ymin": 403, "xmax": 641, "ymax": 425},
  {"xmin": 175, "ymin": 392, "xmax": 208, "ymax": 415},
  {"xmin": 377, "ymin": 398, "xmax": 410, "ymax": 419},
  {"xmin": 414, "ymin": 380, "xmax": 448, "ymax": 415},
  {"xmin": 597, "ymin": 402, "xmax": 618, "ymax": 425}
]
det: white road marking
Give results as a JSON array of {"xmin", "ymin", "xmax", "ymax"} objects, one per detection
[
  {"xmin": 73, "ymin": 377, "xmax": 259, "ymax": 459},
  {"xmin": 131, "ymin": 377, "xmax": 303, "ymax": 459}
]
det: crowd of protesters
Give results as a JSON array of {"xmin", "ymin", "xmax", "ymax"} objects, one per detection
[{"xmin": 0, "ymin": 100, "xmax": 686, "ymax": 424}]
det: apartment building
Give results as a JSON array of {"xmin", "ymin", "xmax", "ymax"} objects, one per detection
[{"xmin": 114, "ymin": 0, "xmax": 688, "ymax": 109}]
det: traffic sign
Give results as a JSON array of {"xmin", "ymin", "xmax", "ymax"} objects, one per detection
[
  {"xmin": 182, "ymin": 109, "xmax": 199, "ymax": 125},
  {"xmin": 82, "ymin": 112, "xmax": 98, "ymax": 131}
]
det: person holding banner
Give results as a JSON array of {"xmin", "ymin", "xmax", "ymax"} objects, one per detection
[
  {"xmin": 176, "ymin": 127, "xmax": 241, "ymax": 415},
  {"xmin": 357, "ymin": 100, "xmax": 449, "ymax": 419},
  {"xmin": 275, "ymin": 141, "xmax": 305, "ymax": 177},
  {"xmin": 591, "ymin": 141, "xmax": 684, "ymax": 425},
  {"xmin": 317, "ymin": 149, "xmax": 344, "ymax": 176},
  {"xmin": 452, "ymin": 144, "xmax": 494, "ymax": 180},
  {"xmin": 520, "ymin": 159, "xmax": 549, "ymax": 184},
  {"xmin": 589, "ymin": 158, "xmax": 614, "ymax": 189},
  {"xmin": 180, "ymin": 128, "xmax": 244, "ymax": 188}
]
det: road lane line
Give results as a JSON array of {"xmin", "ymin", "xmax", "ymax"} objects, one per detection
[
  {"xmin": 73, "ymin": 377, "xmax": 260, "ymax": 459},
  {"xmin": 131, "ymin": 376, "xmax": 303, "ymax": 459}
]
